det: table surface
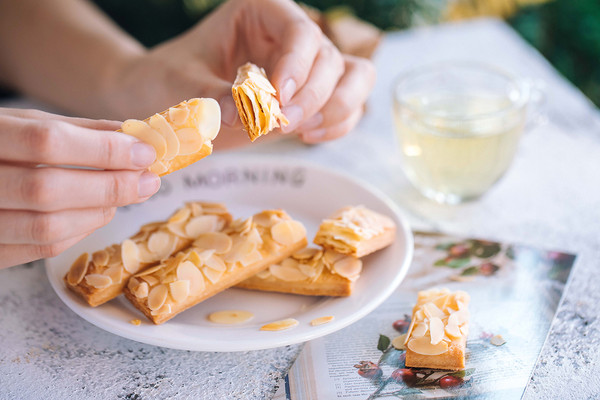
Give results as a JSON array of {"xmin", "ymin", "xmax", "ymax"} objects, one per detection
[{"xmin": 1, "ymin": 18, "xmax": 599, "ymax": 400}]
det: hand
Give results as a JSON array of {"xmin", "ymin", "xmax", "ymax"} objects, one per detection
[
  {"xmin": 107, "ymin": 0, "xmax": 375, "ymax": 147},
  {"xmin": 0, "ymin": 108, "xmax": 159, "ymax": 268}
]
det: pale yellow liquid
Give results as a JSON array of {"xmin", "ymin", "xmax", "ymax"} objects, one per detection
[{"xmin": 394, "ymin": 95, "xmax": 524, "ymax": 203}]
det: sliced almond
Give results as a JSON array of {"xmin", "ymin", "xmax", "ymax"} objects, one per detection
[
  {"xmin": 85, "ymin": 273, "xmax": 112, "ymax": 289},
  {"xmin": 177, "ymin": 260, "xmax": 205, "ymax": 293},
  {"xmin": 298, "ymin": 261, "xmax": 319, "ymax": 278},
  {"xmin": 136, "ymin": 243, "xmax": 156, "ymax": 264},
  {"xmin": 202, "ymin": 266, "xmax": 224, "ymax": 284},
  {"xmin": 139, "ymin": 274, "xmax": 159, "ymax": 287},
  {"xmin": 392, "ymin": 334, "xmax": 408, "ymax": 350},
  {"xmin": 255, "ymin": 269, "xmax": 271, "ymax": 279},
  {"xmin": 121, "ymin": 239, "xmax": 141, "ymax": 274},
  {"xmin": 411, "ymin": 322, "xmax": 428, "ymax": 338},
  {"xmin": 490, "ymin": 334, "xmax": 506, "ymax": 346},
  {"xmin": 147, "ymin": 284, "xmax": 168, "ymax": 311},
  {"xmin": 269, "ymin": 263, "xmax": 307, "ymax": 282},
  {"xmin": 193, "ymin": 232, "xmax": 232, "ymax": 254},
  {"xmin": 445, "ymin": 323, "xmax": 462, "ymax": 339},
  {"xmin": 104, "ymin": 265, "xmax": 123, "ymax": 284},
  {"xmin": 253, "ymin": 211, "xmax": 276, "ymax": 227},
  {"xmin": 135, "ymin": 264, "xmax": 162, "ymax": 277},
  {"xmin": 423, "ymin": 302, "xmax": 446, "ymax": 319},
  {"xmin": 310, "ymin": 316, "xmax": 335, "ymax": 326},
  {"xmin": 194, "ymin": 98, "xmax": 221, "ymax": 141},
  {"xmin": 132, "ymin": 281, "xmax": 149, "ymax": 298},
  {"xmin": 67, "ymin": 252, "xmax": 89, "ymax": 286},
  {"xmin": 407, "ymin": 336, "xmax": 449, "ymax": 356},
  {"xmin": 149, "ymin": 160, "xmax": 169, "ymax": 175},
  {"xmin": 175, "ymin": 128, "xmax": 203, "ymax": 156},
  {"xmin": 185, "ymin": 215, "xmax": 219, "ymax": 238},
  {"xmin": 323, "ymin": 250, "xmax": 346, "ymax": 266},
  {"xmin": 460, "ymin": 325, "xmax": 469, "ymax": 336},
  {"xmin": 208, "ymin": 310, "xmax": 254, "ymax": 324},
  {"xmin": 271, "ymin": 220, "xmax": 306, "ymax": 246},
  {"xmin": 260, "ymin": 318, "xmax": 299, "ymax": 331},
  {"xmin": 168, "ymin": 207, "xmax": 191, "ymax": 224},
  {"xmin": 91, "ymin": 250, "xmax": 109, "ymax": 267},
  {"xmin": 245, "ymin": 227, "xmax": 263, "ymax": 246},
  {"xmin": 189, "ymin": 202, "xmax": 203, "ymax": 217},
  {"xmin": 448, "ymin": 309, "xmax": 469, "ymax": 326},
  {"xmin": 332, "ymin": 256, "xmax": 362, "ymax": 279},
  {"xmin": 240, "ymin": 249, "xmax": 263, "ymax": 267},
  {"xmin": 169, "ymin": 280, "xmax": 190, "ymax": 302},
  {"xmin": 121, "ymin": 119, "xmax": 167, "ymax": 160},
  {"xmin": 204, "ymin": 255, "xmax": 226, "ymax": 272},
  {"xmin": 224, "ymin": 239, "xmax": 256, "ymax": 263},
  {"xmin": 294, "ymin": 248, "xmax": 321, "ymax": 260},
  {"xmin": 168, "ymin": 105, "xmax": 190, "ymax": 127},
  {"xmin": 147, "ymin": 231, "xmax": 176, "ymax": 259},
  {"xmin": 429, "ymin": 317, "xmax": 445, "ymax": 345},
  {"xmin": 149, "ymin": 113, "xmax": 180, "ymax": 161},
  {"xmin": 130, "ymin": 319, "xmax": 142, "ymax": 326},
  {"xmin": 151, "ymin": 303, "xmax": 172, "ymax": 316}
]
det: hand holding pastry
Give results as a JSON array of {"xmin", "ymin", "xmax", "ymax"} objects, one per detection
[
  {"xmin": 106, "ymin": 0, "xmax": 375, "ymax": 147},
  {"xmin": 0, "ymin": 108, "xmax": 160, "ymax": 268}
]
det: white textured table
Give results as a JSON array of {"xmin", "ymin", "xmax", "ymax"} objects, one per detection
[{"xmin": 1, "ymin": 18, "xmax": 599, "ymax": 399}]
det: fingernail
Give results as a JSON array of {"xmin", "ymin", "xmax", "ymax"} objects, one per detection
[
  {"xmin": 281, "ymin": 105, "xmax": 304, "ymax": 133},
  {"xmin": 138, "ymin": 171, "xmax": 161, "ymax": 198},
  {"xmin": 280, "ymin": 79, "xmax": 296, "ymax": 105},
  {"xmin": 303, "ymin": 128, "xmax": 327, "ymax": 142},
  {"xmin": 131, "ymin": 142, "xmax": 156, "ymax": 168},
  {"xmin": 220, "ymin": 96, "xmax": 239, "ymax": 127},
  {"xmin": 297, "ymin": 113, "xmax": 323, "ymax": 131}
]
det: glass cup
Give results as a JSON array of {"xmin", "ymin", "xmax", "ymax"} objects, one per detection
[{"xmin": 393, "ymin": 62, "xmax": 533, "ymax": 204}]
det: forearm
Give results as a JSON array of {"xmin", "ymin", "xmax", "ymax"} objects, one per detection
[{"xmin": 0, "ymin": 0, "xmax": 145, "ymax": 118}]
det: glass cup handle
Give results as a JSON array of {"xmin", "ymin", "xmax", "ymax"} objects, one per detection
[{"xmin": 523, "ymin": 78, "xmax": 547, "ymax": 131}]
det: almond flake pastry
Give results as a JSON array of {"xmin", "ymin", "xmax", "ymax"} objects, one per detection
[
  {"xmin": 236, "ymin": 247, "xmax": 362, "ymax": 297},
  {"xmin": 64, "ymin": 202, "xmax": 232, "ymax": 307},
  {"xmin": 120, "ymin": 98, "xmax": 221, "ymax": 176},
  {"xmin": 232, "ymin": 63, "xmax": 289, "ymax": 142},
  {"xmin": 404, "ymin": 288, "xmax": 470, "ymax": 370},
  {"xmin": 123, "ymin": 210, "xmax": 308, "ymax": 324},
  {"xmin": 313, "ymin": 205, "xmax": 396, "ymax": 258}
]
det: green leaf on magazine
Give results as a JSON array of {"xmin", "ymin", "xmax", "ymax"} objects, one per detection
[
  {"xmin": 471, "ymin": 241, "xmax": 501, "ymax": 258},
  {"xmin": 447, "ymin": 257, "xmax": 470, "ymax": 269},
  {"xmin": 377, "ymin": 334, "xmax": 391, "ymax": 352},
  {"xmin": 436, "ymin": 243, "xmax": 455, "ymax": 251},
  {"xmin": 461, "ymin": 266, "xmax": 479, "ymax": 276},
  {"xmin": 434, "ymin": 258, "xmax": 448, "ymax": 266}
]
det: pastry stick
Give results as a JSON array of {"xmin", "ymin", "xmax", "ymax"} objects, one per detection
[
  {"xmin": 404, "ymin": 288, "xmax": 470, "ymax": 370},
  {"xmin": 120, "ymin": 98, "xmax": 221, "ymax": 176},
  {"xmin": 313, "ymin": 205, "xmax": 396, "ymax": 258},
  {"xmin": 64, "ymin": 202, "xmax": 232, "ymax": 307},
  {"xmin": 124, "ymin": 210, "xmax": 308, "ymax": 324},
  {"xmin": 236, "ymin": 248, "xmax": 362, "ymax": 297},
  {"xmin": 232, "ymin": 63, "xmax": 289, "ymax": 141}
]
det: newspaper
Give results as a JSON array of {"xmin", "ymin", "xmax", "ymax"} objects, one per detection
[{"xmin": 274, "ymin": 232, "xmax": 576, "ymax": 399}]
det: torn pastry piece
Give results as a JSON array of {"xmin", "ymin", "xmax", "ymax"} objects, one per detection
[
  {"xmin": 313, "ymin": 205, "xmax": 396, "ymax": 258},
  {"xmin": 64, "ymin": 202, "xmax": 232, "ymax": 307},
  {"xmin": 120, "ymin": 98, "xmax": 221, "ymax": 176},
  {"xmin": 404, "ymin": 288, "xmax": 470, "ymax": 370},
  {"xmin": 232, "ymin": 62, "xmax": 289, "ymax": 141},
  {"xmin": 124, "ymin": 210, "xmax": 308, "ymax": 324},
  {"xmin": 236, "ymin": 248, "xmax": 362, "ymax": 297}
]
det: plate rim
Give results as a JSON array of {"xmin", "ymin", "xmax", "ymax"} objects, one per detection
[{"xmin": 45, "ymin": 154, "xmax": 414, "ymax": 351}]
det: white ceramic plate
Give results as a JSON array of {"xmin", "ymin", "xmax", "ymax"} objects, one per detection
[{"xmin": 46, "ymin": 155, "xmax": 413, "ymax": 351}]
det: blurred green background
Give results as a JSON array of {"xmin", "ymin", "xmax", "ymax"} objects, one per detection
[{"xmin": 95, "ymin": 0, "xmax": 599, "ymax": 107}]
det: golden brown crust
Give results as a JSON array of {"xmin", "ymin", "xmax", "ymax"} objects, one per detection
[
  {"xmin": 236, "ymin": 267, "xmax": 354, "ymax": 297},
  {"xmin": 162, "ymin": 143, "xmax": 212, "ymax": 176},
  {"xmin": 405, "ymin": 341, "xmax": 466, "ymax": 370}
]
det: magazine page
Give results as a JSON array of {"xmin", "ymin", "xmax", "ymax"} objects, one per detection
[{"xmin": 277, "ymin": 232, "xmax": 576, "ymax": 399}]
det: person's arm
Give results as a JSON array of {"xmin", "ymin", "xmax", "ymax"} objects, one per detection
[{"xmin": 0, "ymin": 0, "xmax": 144, "ymax": 118}]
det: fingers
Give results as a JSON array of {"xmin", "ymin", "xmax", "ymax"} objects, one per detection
[
  {"xmin": 0, "ymin": 107, "xmax": 122, "ymax": 131},
  {"xmin": 0, "ymin": 165, "xmax": 160, "ymax": 211},
  {"xmin": 296, "ymin": 56, "xmax": 376, "ymax": 142},
  {"xmin": 0, "ymin": 232, "xmax": 91, "ymax": 269},
  {"xmin": 301, "ymin": 108, "xmax": 364, "ymax": 144},
  {"xmin": 0, "ymin": 208, "xmax": 115, "ymax": 245},
  {"xmin": 0, "ymin": 114, "xmax": 156, "ymax": 170},
  {"xmin": 280, "ymin": 41, "xmax": 345, "ymax": 132},
  {"xmin": 270, "ymin": 20, "xmax": 322, "ymax": 107}
]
